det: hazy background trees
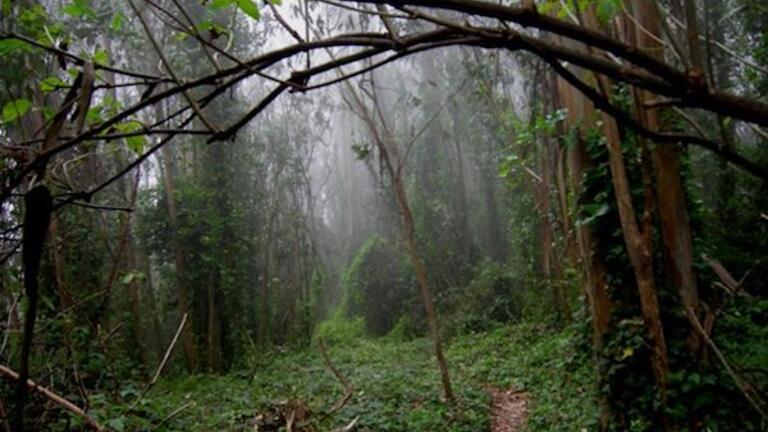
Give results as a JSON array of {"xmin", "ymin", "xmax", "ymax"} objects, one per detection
[{"xmin": 1, "ymin": 0, "xmax": 767, "ymax": 430}]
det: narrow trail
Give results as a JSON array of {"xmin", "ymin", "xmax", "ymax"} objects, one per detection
[{"xmin": 489, "ymin": 387, "xmax": 529, "ymax": 432}]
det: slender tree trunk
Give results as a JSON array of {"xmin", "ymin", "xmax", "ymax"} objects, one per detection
[
  {"xmin": 682, "ymin": 0, "xmax": 704, "ymax": 74},
  {"xmin": 125, "ymin": 230, "xmax": 151, "ymax": 366},
  {"xmin": 482, "ymin": 171, "xmax": 506, "ymax": 262},
  {"xmin": 138, "ymin": 247, "xmax": 163, "ymax": 362},
  {"xmin": 392, "ymin": 172, "xmax": 455, "ymax": 402},
  {"xmin": 343, "ymin": 81, "xmax": 455, "ymax": 402},
  {"xmin": 47, "ymin": 217, "xmax": 71, "ymax": 309},
  {"xmin": 206, "ymin": 273, "xmax": 221, "ymax": 372},
  {"xmin": 452, "ymin": 135, "xmax": 471, "ymax": 254},
  {"xmin": 536, "ymin": 145, "xmax": 571, "ymax": 324}
]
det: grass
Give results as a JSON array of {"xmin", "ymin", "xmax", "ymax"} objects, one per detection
[{"xmin": 84, "ymin": 322, "xmax": 597, "ymax": 431}]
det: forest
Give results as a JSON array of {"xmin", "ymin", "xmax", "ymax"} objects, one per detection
[{"xmin": 0, "ymin": 0, "xmax": 767, "ymax": 430}]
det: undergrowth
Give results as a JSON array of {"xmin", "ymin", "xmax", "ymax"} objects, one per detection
[{"xmin": 78, "ymin": 323, "xmax": 595, "ymax": 431}]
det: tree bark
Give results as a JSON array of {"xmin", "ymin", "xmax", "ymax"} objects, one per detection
[
  {"xmin": 393, "ymin": 173, "xmax": 455, "ymax": 402},
  {"xmin": 599, "ymin": 95, "xmax": 670, "ymax": 404},
  {"xmin": 342, "ymin": 80, "xmax": 455, "ymax": 402},
  {"xmin": 630, "ymin": 0, "xmax": 702, "ymax": 353},
  {"xmin": 553, "ymin": 22, "xmax": 614, "ymax": 427},
  {"xmin": 452, "ymin": 135, "xmax": 471, "ymax": 255},
  {"xmin": 160, "ymin": 145, "xmax": 199, "ymax": 372}
]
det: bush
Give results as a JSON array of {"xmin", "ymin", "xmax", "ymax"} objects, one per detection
[
  {"xmin": 341, "ymin": 235, "xmax": 414, "ymax": 335},
  {"xmin": 312, "ymin": 311, "xmax": 365, "ymax": 346},
  {"xmin": 442, "ymin": 259, "xmax": 525, "ymax": 336}
]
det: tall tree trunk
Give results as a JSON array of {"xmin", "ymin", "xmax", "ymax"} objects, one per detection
[
  {"xmin": 482, "ymin": 170, "xmax": 506, "ymax": 262},
  {"xmin": 47, "ymin": 217, "xmax": 71, "ymax": 309},
  {"xmin": 630, "ymin": 0, "xmax": 702, "ymax": 353},
  {"xmin": 554, "ymin": 32, "xmax": 614, "ymax": 429},
  {"xmin": 122, "ymin": 168, "xmax": 152, "ymax": 367},
  {"xmin": 599, "ymin": 94, "xmax": 670, "ymax": 405},
  {"xmin": 138, "ymin": 247, "xmax": 163, "ymax": 362},
  {"xmin": 343, "ymin": 81, "xmax": 455, "ymax": 402},
  {"xmin": 206, "ymin": 273, "xmax": 222, "ymax": 372},
  {"xmin": 392, "ymin": 169, "xmax": 455, "ymax": 402},
  {"xmin": 536, "ymin": 143, "xmax": 571, "ymax": 324},
  {"xmin": 452, "ymin": 135, "xmax": 471, "ymax": 255},
  {"xmin": 682, "ymin": 0, "xmax": 704, "ymax": 74},
  {"xmin": 160, "ymin": 146, "xmax": 199, "ymax": 372}
]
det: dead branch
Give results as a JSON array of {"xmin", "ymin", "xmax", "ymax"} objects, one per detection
[
  {"xmin": 332, "ymin": 416, "xmax": 360, "ymax": 432},
  {"xmin": 125, "ymin": 313, "xmax": 188, "ymax": 414},
  {"xmin": 152, "ymin": 401, "xmax": 196, "ymax": 431},
  {"xmin": 703, "ymin": 254, "xmax": 756, "ymax": 298},
  {"xmin": 686, "ymin": 307, "xmax": 768, "ymax": 422},
  {"xmin": 0, "ymin": 365, "xmax": 103, "ymax": 431},
  {"xmin": 317, "ymin": 338, "xmax": 353, "ymax": 416}
]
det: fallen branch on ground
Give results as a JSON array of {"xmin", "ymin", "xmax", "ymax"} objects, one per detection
[
  {"xmin": 332, "ymin": 416, "xmax": 359, "ymax": 432},
  {"xmin": 126, "ymin": 313, "xmax": 188, "ymax": 414},
  {"xmin": 317, "ymin": 338, "xmax": 354, "ymax": 416},
  {"xmin": 0, "ymin": 365, "xmax": 103, "ymax": 431},
  {"xmin": 152, "ymin": 401, "xmax": 196, "ymax": 432}
]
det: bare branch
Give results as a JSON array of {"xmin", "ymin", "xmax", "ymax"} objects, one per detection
[{"xmin": 0, "ymin": 365, "xmax": 103, "ymax": 431}]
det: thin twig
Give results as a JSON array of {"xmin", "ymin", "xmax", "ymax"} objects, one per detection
[
  {"xmin": 152, "ymin": 401, "xmax": 196, "ymax": 431},
  {"xmin": 268, "ymin": 2, "xmax": 305, "ymax": 43},
  {"xmin": 152, "ymin": 313, "xmax": 188, "ymax": 385},
  {"xmin": 0, "ymin": 294, "xmax": 21, "ymax": 359},
  {"xmin": 66, "ymin": 201, "xmax": 134, "ymax": 212},
  {"xmin": 127, "ymin": 0, "xmax": 219, "ymax": 133},
  {"xmin": 686, "ymin": 307, "xmax": 768, "ymax": 422}
]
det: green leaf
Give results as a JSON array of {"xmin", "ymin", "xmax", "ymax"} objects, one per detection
[
  {"xmin": 121, "ymin": 273, "xmax": 135, "ymax": 285},
  {"xmin": 40, "ymin": 76, "xmax": 67, "ymax": 92},
  {"xmin": 0, "ymin": 39, "xmax": 30, "ymax": 57},
  {"xmin": 121, "ymin": 271, "xmax": 144, "ymax": 285},
  {"xmin": 237, "ymin": 0, "xmax": 260, "ymax": 20},
  {"xmin": 92, "ymin": 48, "xmax": 109, "ymax": 66},
  {"xmin": 595, "ymin": 0, "xmax": 622, "ymax": 23},
  {"xmin": 115, "ymin": 120, "xmax": 143, "ymax": 133},
  {"xmin": 126, "ymin": 135, "xmax": 147, "ymax": 154},
  {"xmin": 41, "ymin": 107, "xmax": 55, "ymax": 121},
  {"xmin": 114, "ymin": 120, "xmax": 147, "ymax": 154},
  {"xmin": 86, "ymin": 106, "xmax": 103, "ymax": 125},
  {"xmin": 2, "ymin": 99, "xmax": 32, "ymax": 123},
  {"xmin": 110, "ymin": 11, "xmax": 124, "ymax": 32},
  {"xmin": 621, "ymin": 347, "xmax": 634, "ymax": 359},
  {"xmin": 62, "ymin": 0, "xmax": 96, "ymax": 18}
]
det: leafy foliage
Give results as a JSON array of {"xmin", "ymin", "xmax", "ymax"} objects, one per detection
[{"xmin": 81, "ymin": 322, "xmax": 594, "ymax": 431}]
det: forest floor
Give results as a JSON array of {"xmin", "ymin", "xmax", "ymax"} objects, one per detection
[
  {"xmin": 89, "ymin": 323, "xmax": 596, "ymax": 431},
  {"xmin": 489, "ymin": 387, "xmax": 529, "ymax": 432}
]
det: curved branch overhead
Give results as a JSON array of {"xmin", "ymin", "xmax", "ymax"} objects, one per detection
[
  {"xmin": 3, "ymin": 2, "xmax": 768, "ymax": 429},
  {"xmin": 1, "ymin": 0, "xmax": 766, "ymax": 209}
]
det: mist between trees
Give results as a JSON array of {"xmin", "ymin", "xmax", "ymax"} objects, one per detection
[{"xmin": 0, "ymin": 0, "xmax": 767, "ymax": 431}]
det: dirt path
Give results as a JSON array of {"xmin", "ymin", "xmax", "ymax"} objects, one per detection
[{"xmin": 488, "ymin": 387, "xmax": 529, "ymax": 432}]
